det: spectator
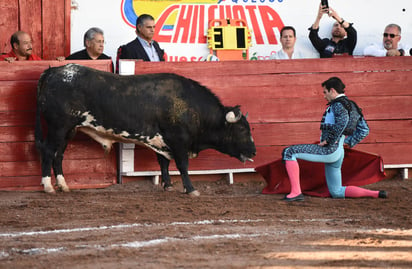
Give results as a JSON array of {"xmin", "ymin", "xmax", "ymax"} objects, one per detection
[
  {"xmin": 363, "ymin": 24, "xmax": 408, "ymax": 57},
  {"xmin": 0, "ymin": 31, "xmax": 42, "ymax": 62},
  {"xmin": 118, "ymin": 14, "xmax": 165, "ymax": 62},
  {"xmin": 281, "ymin": 77, "xmax": 387, "ymax": 202},
  {"xmin": 66, "ymin": 27, "xmax": 112, "ymax": 61},
  {"xmin": 308, "ymin": 3, "xmax": 357, "ymax": 58},
  {"xmin": 270, "ymin": 26, "xmax": 306, "ymax": 60}
]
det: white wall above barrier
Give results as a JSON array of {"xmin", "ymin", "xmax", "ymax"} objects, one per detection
[{"xmin": 70, "ymin": 0, "xmax": 412, "ymax": 62}]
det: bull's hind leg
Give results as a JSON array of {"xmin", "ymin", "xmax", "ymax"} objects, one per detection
[
  {"xmin": 52, "ymin": 129, "xmax": 76, "ymax": 192},
  {"xmin": 39, "ymin": 143, "xmax": 56, "ymax": 193},
  {"xmin": 40, "ymin": 128, "xmax": 71, "ymax": 193},
  {"xmin": 156, "ymin": 154, "xmax": 173, "ymax": 191},
  {"xmin": 52, "ymin": 146, "xmax": 70, "ymax": 192}
]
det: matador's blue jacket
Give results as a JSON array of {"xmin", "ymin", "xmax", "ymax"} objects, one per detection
[{"xmin": 320, "ymin": 95, "xmax": 369, "ymax": 148}]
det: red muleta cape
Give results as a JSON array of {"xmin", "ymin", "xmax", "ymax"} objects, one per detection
[{"xmin": 255, "ymin": 147, "xmax": 386, "ymax": 197}]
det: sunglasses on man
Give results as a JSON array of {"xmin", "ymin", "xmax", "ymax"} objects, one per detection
[{"xmin": 383, "ymin": 33, "xmax": 400, "ymax": 38}]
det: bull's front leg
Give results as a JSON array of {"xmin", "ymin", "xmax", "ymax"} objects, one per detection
[
  {"xmin": 174, "ymin": 155, "xmax": 200, "ymax": 197},
  {"xmin": 156, "ymin": 153, "xmax": 173, "ymax": 191}
]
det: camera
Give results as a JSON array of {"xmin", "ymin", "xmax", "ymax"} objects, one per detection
[{"xmin": 321, "ymin": 0, "xmax": 329, "ymax": 8}]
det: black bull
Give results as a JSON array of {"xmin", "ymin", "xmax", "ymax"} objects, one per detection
[{"xmin": 35, "ymin": 64, "xmax": 256, "ymax": 195}]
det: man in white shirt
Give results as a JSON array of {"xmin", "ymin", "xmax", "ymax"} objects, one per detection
[
  {"xmin": 270, "ymin": 26, "xmax": 306, "ymax": 60},
  {"xmin": 363, "ymin": 24, "xmax": 408, "ymax": 57}
]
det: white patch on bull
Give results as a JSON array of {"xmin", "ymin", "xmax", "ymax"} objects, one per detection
[
  {"xmin": 70, "ymin": 110, "xmax": 83, "ymax": 117},
  {"xmin": 77, "ymin": 124, "xmax": 172, "ymax": 159},
  {"xmin": 41, "ymin": 176, "xmax": 55, "ymax": 193},
  {"xmin": 188, "ymin": 152, "xmax": 198, "ymax": 159},
  {"xmin": 81, "ymin": 112, "xmax": 96, "ymax": 126},
  {"xmin": 56, "ymin": 175, "xmax": 70, "ymax": 192},
  {"xmin": 146, "ymin": 133, "xmax": 166, "ymax": 149},
  {"xmin": 77, "ymin": 127, "xmax": 115, "ymax": 152},
  {"xmin": 61, "ymin": 64, "xmax": 78, "ymax": 83},
  {"xmin": 120, "ymin": 131, "xmax": 130, "ymax": 137},
  {"xmin": 140, "ymin": 133, "xmax": 172, "ymax": 160},
  {"xmin": 77, "ymin": 112, "xmax": 172, "ymax": 159}
]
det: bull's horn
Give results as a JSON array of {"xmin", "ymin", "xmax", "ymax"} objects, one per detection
[{"xmin": 226, "ymin": 111, "xmax": 241, "ymax": 123}]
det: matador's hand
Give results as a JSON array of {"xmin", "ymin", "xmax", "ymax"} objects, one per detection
[{"xmin": 319, "ymin": 141, "xmax": 328, "ymax": 146}]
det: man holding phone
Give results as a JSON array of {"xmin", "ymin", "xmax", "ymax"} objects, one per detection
[{"xmin": 308, "ymin": 2, "xmax": 357, "ymax": 58}]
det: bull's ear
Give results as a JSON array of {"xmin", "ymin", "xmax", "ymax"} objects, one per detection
[
  {"xmin": 226, "ymin": 110, "xmax": 242, "ymax": 123},
  {"xmin": 245, "ymin": 112, "xmax": 249, "ymax": 119}
]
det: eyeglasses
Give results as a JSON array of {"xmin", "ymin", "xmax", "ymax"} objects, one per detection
[{"xmin": 383, "ymin": 33, "xmax": 400, "ymax": 38}]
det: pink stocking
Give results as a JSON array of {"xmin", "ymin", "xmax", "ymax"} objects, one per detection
[
  {"xmin": 285, "ymin": 160, "xmax": 301, "ymax": 198},
  {"xmin": 345, "ymin": 186, "xmax": 379, "ymax": 198}
]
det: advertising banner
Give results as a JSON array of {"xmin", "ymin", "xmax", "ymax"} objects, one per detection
[{"xmin": 70, "ymin": 0, "xmax": 412, "ymax": 62}]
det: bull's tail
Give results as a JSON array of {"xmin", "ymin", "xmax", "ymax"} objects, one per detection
[
  {"xmin": 34, "ymin": 103, "xmax": 43, "ymax": 152},
  {"xmin": 35, "ymin": 69, "xmax": 50, "ymax": 152}
]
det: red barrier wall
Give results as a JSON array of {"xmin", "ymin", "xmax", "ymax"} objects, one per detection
[{"xmin": 0, "ymin": 57, "xmax": 411, "ymax": 191}]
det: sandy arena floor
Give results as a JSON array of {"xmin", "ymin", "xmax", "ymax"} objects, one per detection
[{"xmin": 0, "ymin": 175, "xmax": 411, "ymax": 269}]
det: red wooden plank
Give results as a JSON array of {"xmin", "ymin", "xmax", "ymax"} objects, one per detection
[
  {"xmin": 0, "ymin": 1, "xmax": 19, "ymax": 54},
  {"xmin": 0, "ymin": 62, "xmax": 52, "ymax": 81},
  {"xmin": 0, "ymin": 126, "xmax": 35, "ymax": 142},
  {"xmin": 0, "ymin": 81, "xmax": 37, "ymax": 111},
  {"xmin": 252, "ymin": 120, "xmax": 412, "ymax": 146},
  {"xmin": 241, "ymin": 96, "xmax": 412, "ymax": 123},
  {"xmin": 194, "ymin": 70, "xmax": 412, "ymax": 99},
  {"xmin": 0, "ymin": 158, "xmax": 116, "ymax": 177},
  {"xmin": 64, "ymin": 0, "xmax": 71, "ymax": 57},
  {"xmin": 0, "ymin": 111, "xmax": 35, "ymax": 126},
  {"xmin": 19, "ymin": 0, "xmax": 42, "ymax": 58},
  {"xmin": 356, "ymin": 143, "xmax": 412, "ymax": 165},
  {"xmin": 0, "ymin": 60, "xmax": 112, "ymax": 81},
  {"xmin": 42, "ymin": 0, "xmax": 66, "ymax": 60},
  {"xmin": 0, "ymin": 140, "xmax": 114, "ymax": 162},
  {"xmin": 132, "ymin": 148, "xmax": 258, "ymax": 171}
]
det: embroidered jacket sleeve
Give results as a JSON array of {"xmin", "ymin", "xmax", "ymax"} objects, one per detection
[
  {"xmin": 320, "ymin": 102, "xmax": 349, "ymax": 145},
  {"xmin": 344, "ymin": 117, "xmax": 369, "ymax": 148}
]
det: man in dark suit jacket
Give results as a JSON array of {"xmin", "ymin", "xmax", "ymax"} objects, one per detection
[{"xmin": 118, "ymin": 14, "xmax": 165, "ymax": 65}]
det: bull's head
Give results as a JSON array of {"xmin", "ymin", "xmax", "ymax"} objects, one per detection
[{"xmin": 223, "ymin": 106, "xmax": 256, "ymax": 163}]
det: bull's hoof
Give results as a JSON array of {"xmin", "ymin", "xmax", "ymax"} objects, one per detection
[
  {"xmin": 164, "ymin": 186, "xmax": 174, "ymax": 192},
  {"xmin": 43, "ymin": 186, "xmax": 56, "ymax": 194},
  {"xmin": 58, "ymin": 185, "xmax": 70, "ymax": 192},
  {"xmin": 186, "ymin": 190, "xmax": 200, "ymax": 197}
]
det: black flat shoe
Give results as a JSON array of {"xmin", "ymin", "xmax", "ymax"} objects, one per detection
[
  {"xmin": 282, "ymin": 193, "xmax": 304, "ymax": 202},
  {"xmin": 378, "ymin": 190, "xmax": 387, "ymax": 198}
]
